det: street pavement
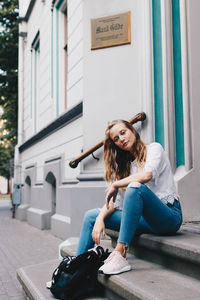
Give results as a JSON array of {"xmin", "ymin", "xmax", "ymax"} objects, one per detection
[{"xmin": 0, "ymin": 200, "xmax": 62, "ymax": 299}]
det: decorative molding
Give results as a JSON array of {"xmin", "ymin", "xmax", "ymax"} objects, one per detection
[
  {"xmin": 77, "ymin": 172, "xmax": 104, "ymax": 182},
  {"xmin": 180, "ymin": 0, "xmax": 192, "ymax": 171},
  {"xmin": 62, "ymin": 179, "xmax": 79, "ymax": 184},
  {"xmin": 31, "ymin": 31, "xmax": 40, "ymax": 49},
  {"xmin": 45, "ymin": 156, "xmax": 62, "ymax": 164},
  {"xmin": 25, "ymin": 165, "xmax": 35, "ymax": 170},
  {"xmin": 19, "ymin": 32, "xmax": 27, "ymax": 38},
  {"xmin": 160, "ymin": 0, "xmax": 176, "ymax": 172},
  {"xmin": 19, "ymin": 0, "xmax": 36, "ymax": 22},
  {"xmin": 19, "ymin": 102, "xmax": 83, "ymax": 153},
  {"xmin": 139, "ymin": 0, "xmax": 154, "ymax": 144}
]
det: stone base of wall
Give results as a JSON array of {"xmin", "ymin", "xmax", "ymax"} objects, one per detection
[
  {"xmin": 51, "ymin": 214, "xmax": 71, "ymax": 240},
  {"xmin": 27, "ymin": 207, "xmax": 52, "ymax": 230},
  {"xmin": 15, "ymin": 204, "xmax": 29, "ymax": 221}
]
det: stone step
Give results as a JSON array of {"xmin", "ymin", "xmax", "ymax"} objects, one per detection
[
  {"xmin": 100, "ymin": 256, "xmax": 200, "ymax": 300},
  {"xmin": 17, "ymin": 234, "xmax": 200, "ymax": 300},
  {"xmin": 17, "ymin": 259, "xmax": 59, "ymax": 300},
  {"xmin": 17, "ymin": 258, "xmax": 107, "ymax": 300},
  {"xmin": 17, "ymin": 224, "xmax": 200, "ymax": 300},
  {"xmin": 106, "ymin": 223, "xmax": 200, "ymax": 280},
  {"xmin": 62, "ymin": 241, "xmax": 200, "ymax": 300},
  {"xmin": 60, "ymin": 238, "xmax": 112, "ymax": 257},
  {"xmin": 181, "ymin": 221, "xmax": 200, "ymax": 234}
]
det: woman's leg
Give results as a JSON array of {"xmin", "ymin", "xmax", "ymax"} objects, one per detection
[
  {"xmin": 76, "ymin": 208, "xmax": 99, "ymax": 255},
  {"xmin": 76, "ymin": 208, "xmax": 122, "ymax": 255},
  {"xmin": 99, "ymin": 184, "xmax": 182, "ymax": 274},
  {"xmin": 135, "ymin": 216, "xmax": 154, "ymax": 235},
  {"xmin": 99, "ymin": 184, "xmax": 182, "ymax": 275},
  {"xmin": 118, "ymin": 184, "xmax": 182, "ymax": 246}
]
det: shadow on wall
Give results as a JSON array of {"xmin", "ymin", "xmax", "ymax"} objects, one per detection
[
  {"xmin": 25, "ymin": 176, "xmax": 31, "ymax": 205},
  {"xmin": 45, "ymin": 171, "xmax": 56, "ymax": 228}
]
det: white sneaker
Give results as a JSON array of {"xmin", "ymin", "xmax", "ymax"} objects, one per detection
[{"xmin": 98, "ymin": 250, "xmax": 131, "ymax": 275}]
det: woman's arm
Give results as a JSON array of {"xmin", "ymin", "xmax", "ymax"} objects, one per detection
[
  {"xmin": 105, "ymin": 171, "xmax": 152, "ymax": 209},
  {"xmin": 92, "ymin": 203, "xmax": 115, "ymax": 245},
  {"xmin": 113, "ymin": 171, "xmax": 152, "ymax": 188}
]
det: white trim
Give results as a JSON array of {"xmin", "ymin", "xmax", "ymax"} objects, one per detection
[
  {"xmin": 180, "ymin": 0, "xmax": 192, "ymax": 171},
  {"xmin": 18, "ymin": 31, "xmax": 25, "ymax": 145},
  {"xmin": 161, "ymin": 0, "xmax": 168, "ymax": 150},
  {"xmin": 160, "ymin": 0, "xmax": 176, "ymax": 171},
  {"xmin": 54, "ymin": 0, "xmax": 67, "ymax": 10},
  {"xmin": 51, "ymin": 213, "xmax": 71, "ymax": 224},
  {"xmin": 139, "ymin": 0, "xmax": 154, "ymax": 144}
]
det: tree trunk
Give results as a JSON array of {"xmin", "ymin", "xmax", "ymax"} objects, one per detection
[{"xmin": 7, "ymin": 178, "xmax": 10, "ymax": 194}]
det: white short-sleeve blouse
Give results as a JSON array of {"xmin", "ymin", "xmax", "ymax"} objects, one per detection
[{"xmin": 113, "ymin": 142, "xmax": 179, "ymax": 210}]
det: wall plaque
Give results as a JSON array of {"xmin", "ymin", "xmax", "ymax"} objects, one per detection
[{"xmin": 91, "ymin": 12, "xmax": 131, "ymax": 50}]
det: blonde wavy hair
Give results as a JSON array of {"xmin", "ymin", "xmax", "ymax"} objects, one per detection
[{"xmin": 104, "ymin": 120, "xmax": 147, "ymax": 183}]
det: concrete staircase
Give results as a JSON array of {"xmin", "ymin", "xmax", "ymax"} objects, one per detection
[{"xmin": 17, "ymin": 222, "xmax": 200, "ymax": 300}]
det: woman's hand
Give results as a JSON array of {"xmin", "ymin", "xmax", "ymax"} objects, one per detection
[
  {"xmin": 105, "ymin": 184, "xmax": 118, "ymax": 209},
  {"xmin": 92, "ymin": 216, "xmax": 105, "ymax": 245}
]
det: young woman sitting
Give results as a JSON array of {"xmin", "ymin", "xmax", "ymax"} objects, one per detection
[{"xmin": 76, "ymin": 120, "xmax": 182, "ymax": 275}]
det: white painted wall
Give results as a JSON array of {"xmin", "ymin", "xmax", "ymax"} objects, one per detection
[
  {"xmin": 20, "ymin": 117, "xmax": 83, "ymax": 183},
  {"xmin": 19, "ymin": 0, "xmax": 84, "ymax": 141},
  {"xmin": 19, "ymin": 0, "xmax": 31, "ymax": 17},
  {"xmin": 173, "ymin": 0, "xmax": 200, "ymax": 221},
  {"xmin": 17, "ymin": 0, "xmax": 84, "ymax": 184},
  {"xmin": 0, "ymin": 176, "xmax": 7, "ymax": 194},
  {"xmin": 82, "ymin": 0, "xmax": 154, "ymax": 172},
  {"xmin": 67, "ymin": 0, "xmax": 84, "ymax": 109},
  {"xmin": 16, "ymin": 0, "xmax": 200, "ymax": 226},
  {"xmin": 22, "ymin": 0, "xmax": 52, "ymax": 139}
]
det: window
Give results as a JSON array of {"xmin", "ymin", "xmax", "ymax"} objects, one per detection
[
  {"xmin": 63, "ymin": 6, "xmax": 68, "ymax": 110},
  {"xmin": 53, "ymin": 0, "xmax": 68, "ymax": 116},
  {"xmin": 31, "ymin": 31, "xmax": 40, "ymax": 133}
]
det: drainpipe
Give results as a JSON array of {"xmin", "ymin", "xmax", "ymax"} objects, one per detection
[{"xmin": 15, "ymin": 20, "xmax": 26, "ymax": 183}]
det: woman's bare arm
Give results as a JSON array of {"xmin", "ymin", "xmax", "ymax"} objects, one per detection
[
  {"xmin": 105, "ymin": 171, "xmax": 152, "ymax": 208},
  {"xmin": 92, "ymin": 203, "xmax": 115, "ymax": 244},
  {"xmin": 113, "ymin": 171, "xmax": 152, "ymax": 189}
]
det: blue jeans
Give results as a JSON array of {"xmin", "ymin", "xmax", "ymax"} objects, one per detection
[{"xmin": 76, "ymin": 184, "xmax": 182, "ymax": 255}]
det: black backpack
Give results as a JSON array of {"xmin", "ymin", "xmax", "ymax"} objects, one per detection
[{"xmin": 49, "ymin": 246, "xmax": 110, "ymax": 300}]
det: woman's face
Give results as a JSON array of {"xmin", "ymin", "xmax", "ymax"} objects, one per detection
[{"xmin": 109, "ymin": 122, "xmax": 136, "ymax": 153}]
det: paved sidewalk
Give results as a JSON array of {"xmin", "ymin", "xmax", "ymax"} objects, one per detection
[{"xmin": 0, "ymin": 201, "xmax": 62, "ymax": 299}]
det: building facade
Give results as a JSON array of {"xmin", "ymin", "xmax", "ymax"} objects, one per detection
[
  {"xmin": 15, "ymin": 0, "xmax": 200, "ymax": 239},
  {"xmin": 0, "ymin": 176, "xmax": 7, "ymax": 194}
]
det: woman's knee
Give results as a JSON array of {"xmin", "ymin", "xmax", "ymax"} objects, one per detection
[
  {"xmin": 126, "ymin": 183, "xmax": 144, "ymax": 197},
  {"xmin": 123, "ymin": 183, "xmax": 145, "ymax": 206},
  {"xmin": 127, "ymin": 182, "xmax": 142, "ymax": 188},
  {"xmin": 83, "ymin": 208, "xmax": 99, "ymax": 224},
  {"xmin": 126, "ymin": 183, "xmax": 148, "ymax": 197}
]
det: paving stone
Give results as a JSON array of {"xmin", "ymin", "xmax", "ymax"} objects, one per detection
[
  {"xmin": 10, "ymin": 297, "xmax": 26, "ymax": 300},
  {"xmin": 0, "ymin": 271, "xmax": 12, "ymax": 283},
  {"xmin": 2, "ymin": 281, "xmax": 22, "ymax": 297},
  {"xmin": 0, "ymin": 200, "xmax": 62, "ymax": 299},
  {"xmin": 0, "ymin": 281, "xmax": 6, "ymax": 294},
  {"xmin": 0, "ymin": 295, "xmax": 10, "ymax": 300}
]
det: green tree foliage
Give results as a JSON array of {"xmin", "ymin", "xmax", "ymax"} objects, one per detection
[
  {"xmin": 0, "ymin": 0, "xmax": 18, "ymax": 183},
  {"xmin": 0, "ymin": 143, "xmax": 12, "ymax": 179}
]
